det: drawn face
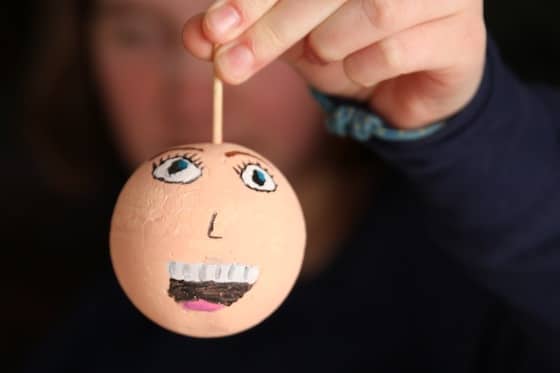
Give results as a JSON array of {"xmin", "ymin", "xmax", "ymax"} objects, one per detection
[{"xmin": 110, "ymin": 143, "xmax": 306, "ymax": 337}]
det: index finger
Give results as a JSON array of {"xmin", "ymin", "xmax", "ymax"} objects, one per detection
[
  {"xmin": 214, "ymin": 0, "xmax": 346, "ymax": 84},
  {"xmin": 203, "ymin": 0, "xmax": 279, "ymax": 44}
]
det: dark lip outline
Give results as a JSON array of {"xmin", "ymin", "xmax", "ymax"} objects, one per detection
[
  {"xmin": 167, "ymin": 262, "xmax": 259, "ymax": 307},
  {"xmin": 167, "ymin": 279, "xmax": 254, "ymax": 307}
]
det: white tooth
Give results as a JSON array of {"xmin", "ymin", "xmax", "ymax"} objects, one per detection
[
  {"xmin": 246, "ymin": 266, "xmax": 259, "ymax": 284},
  {"xmin": 169, "ymin": 262, "xmax": 259, "ymax": 283},
  {"xmin": 183, "ymin": 264, "xmax": 197, "ymax": 282},
  {"xmin": 214, "ymin": 264, "xmax": 222, "ymax": 281},
  {"xmin": 230, "ymin": 264, "xmax": 245, "ymax": 282},
  {"xmin": 176, "ymin": 263, "xmax": 185, "ymax": 280},
  {"xmin": 169, "ymin": 262, "xmax": 181, "ymax": 280},
  {"xmin": 174, "ymin": 262, "xmax": 184, "ymax": 280},
  {"xmin": 198, "ymin": 264, "xmax": 206, "ymax": 281},
  {"xmin": 227, "ymin": 264, "xmax": 235, "ymax": 281},
  {"xmin": 202, "ymin": 264, "xmax": 216, "ymax": 282},
  {"xmin": 216, "ymin": 264, "xmax": 229, "ymax": 282}
]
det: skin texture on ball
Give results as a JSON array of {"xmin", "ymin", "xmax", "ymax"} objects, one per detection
[{"xmin": 110, "ymin": 143, "xmax": 306, "ymax": 338}]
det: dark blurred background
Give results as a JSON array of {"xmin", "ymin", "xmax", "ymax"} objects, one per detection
[{"xmin": 3, "ymin": 1, "xmax": 560, "ymax": 371}]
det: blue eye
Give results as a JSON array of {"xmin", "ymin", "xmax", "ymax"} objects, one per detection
[
  {"xmin": 237, "ymin": 164, "xmax": 277, "ymax": 192},
  {"xmin": 168, "ymin": 159, "xmax": 189, "ymax": 175},
  {"xmin": 152, "ymin": 156, "xmax": 202, "ymax": 184},
  {"xmin": 252, "ymin": 169, "xmax": 266, "ymax": 186}
]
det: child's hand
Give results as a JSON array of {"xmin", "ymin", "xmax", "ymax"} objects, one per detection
[{"xmin": 183, "ymin": 0, "xmax": 486, "ymax": 129}]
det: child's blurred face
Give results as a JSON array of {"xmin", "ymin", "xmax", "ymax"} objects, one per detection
[{"xmin": 91, "ymin": 0, "xmax": 324, "ymax": 175}]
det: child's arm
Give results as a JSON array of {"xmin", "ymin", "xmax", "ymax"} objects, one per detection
[{"xmin": 369, "ymin": 38, "xmax": 560, "ymax": 354}]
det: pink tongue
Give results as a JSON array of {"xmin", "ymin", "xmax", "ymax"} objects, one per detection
[{"xmin": 181, "ymin": 300, "xmax": 224, "ymax": 312}]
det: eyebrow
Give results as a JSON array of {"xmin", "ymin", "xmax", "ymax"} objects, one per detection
[
  {"xmin": 225, "ymin": 151, "xmax": 266, "ymax": 164},
  {"xmin": 150, "ymin": 146, "xmax": 204, "ymax": 160}
]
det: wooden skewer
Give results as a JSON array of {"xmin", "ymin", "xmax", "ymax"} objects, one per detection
[{"xmin": 212, "ymin": 46, "xmax": 223, "ymax": 145}]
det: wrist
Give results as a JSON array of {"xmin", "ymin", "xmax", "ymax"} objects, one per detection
[{"xmin": 310, "ymin": 88, "xmax": 445, "ymax": 142}]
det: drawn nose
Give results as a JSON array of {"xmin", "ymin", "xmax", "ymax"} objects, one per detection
[{"xmin": 207, "ymin": 212, "xmax": 223, "ymax": 239}]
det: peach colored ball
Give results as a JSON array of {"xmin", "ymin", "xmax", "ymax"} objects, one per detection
[{"xmin": 110, "ymin": 143, "xmax": 306, "ymax": 338}]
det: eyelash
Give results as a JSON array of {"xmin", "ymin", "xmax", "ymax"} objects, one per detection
[
  {"xmin": 152, "ymin": 153, "xmax": 204, "ymax": 171},
  {"xmin": 233, "ymin": 161, "xmax": 274, "ymax": 179}
]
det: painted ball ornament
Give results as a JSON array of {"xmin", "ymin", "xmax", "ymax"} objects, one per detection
[{"xmin": 110, "ymin": 143, "xmax": 306, "ymax": 338}]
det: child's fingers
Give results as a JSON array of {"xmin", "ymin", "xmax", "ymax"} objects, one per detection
[
  {"xmin": 183, "ymin": 13, "xmax": 214, "ymax": 60},
  {"xmin": 350, "ymin": 14, "xmax": 486, "ymax": 126},
  {"xmin": 182, "ymin": 0, "xmax": 279, "ymax": 61},
  {"xmin": 281, "ymin": 40, "xmax": 367, "ymax": 97},
  {"xmin": 213, "ymin": 0, "xmax": 346, "ymax": 84},
  {"xmin": 203, "ymin": 0, "xmax": 278, "ymax": 44},
  {"xmin": 343, "ymin": 14, "xmax": 478, "ymax": 87},
  {"xmin": 308, "ymin": 0, "xmax": 466, "ymax": 63}
]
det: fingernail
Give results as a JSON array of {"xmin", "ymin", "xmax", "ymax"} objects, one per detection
[
  {"xmin": 206, "ymin": 4, "xmax": 241, "ymax": 38},
  {"xmin": 217, "ymin": 43, "xmax": 254, "ymax": 82}
]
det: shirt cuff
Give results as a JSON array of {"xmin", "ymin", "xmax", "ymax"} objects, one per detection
[{"xmin": 309, "ymin": 88, "xmax": 445, "ymax": 142}]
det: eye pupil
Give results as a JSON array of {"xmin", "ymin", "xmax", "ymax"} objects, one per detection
[
  {"xmin": 168, "ymin": 159, "xmax": 189, "ymax": 175},
  {"xmin": 252, "ymin": 169, "xmax": 266, "ymax": 186}
]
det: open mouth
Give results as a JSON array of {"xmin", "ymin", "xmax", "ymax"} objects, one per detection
[{"xmin": 167, "ymin": 262, "xmax": 259, "ymax": 312}]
